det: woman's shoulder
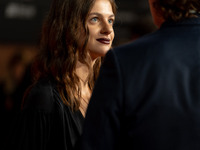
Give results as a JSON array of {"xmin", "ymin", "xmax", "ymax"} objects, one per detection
[{"xmin": 22, "ymin": 78, "xmax": 56, "ymax": 112}]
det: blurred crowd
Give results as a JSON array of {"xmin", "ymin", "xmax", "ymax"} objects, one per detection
[{"xmin": 0, "ymin": 45, "xmax": 38, "ymax": 144}]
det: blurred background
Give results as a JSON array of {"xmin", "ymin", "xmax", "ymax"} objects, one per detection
[{"xmin": 0, "ymin": 0, "xmax": 157, "ymax": 144}]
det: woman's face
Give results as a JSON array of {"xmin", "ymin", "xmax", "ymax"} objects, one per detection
[{"xmin": 86, "ymin": 0, "xmax": 115, "ymax": 60}]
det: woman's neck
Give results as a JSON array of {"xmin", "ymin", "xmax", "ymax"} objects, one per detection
[
  {"xmin": 75, "ymin": 61, "xmax": 91, "ymax": 117},
  {"xmin": 75, "ymin": 61, "xmax": 89, "ymax": 85}
]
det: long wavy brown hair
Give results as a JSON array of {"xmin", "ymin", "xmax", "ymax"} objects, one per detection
[
  {"xmin": 29, "ymin": 0, "xmax": 117, "ymax": 111},
  {"xmin": 153, "ymin": 0, "xmax": 200, "ymax": 21}
]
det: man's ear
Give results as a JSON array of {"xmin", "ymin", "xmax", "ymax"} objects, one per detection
[{"xmin": 148, "ymin": 0, "xmax": 165, "ymax": 28}]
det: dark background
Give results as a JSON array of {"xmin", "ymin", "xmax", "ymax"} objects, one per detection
[
  {"xmin": 114, "ymin": 0, "xmax": 156, "ymax": 45},
  {"xmin": 0, "ymin": 0, "xmax": 156, "ymax": 45},
  {"xmin": 0, "ymin": 0, "xmax": 52, "ymax": 44}
]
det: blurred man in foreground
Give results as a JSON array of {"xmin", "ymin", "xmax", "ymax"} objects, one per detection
[{"xmin": 80, "ymin": 0, "xmax": 200, "ymax": 150}]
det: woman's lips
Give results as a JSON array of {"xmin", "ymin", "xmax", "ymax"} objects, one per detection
[{"xmin": 97, "ymin": 38, "xmax": 110, "ymax": 44}]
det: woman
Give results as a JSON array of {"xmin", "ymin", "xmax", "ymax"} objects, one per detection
[{"xmin": 5, "ymin": 0, "xmax": 117, "ymax": 150}]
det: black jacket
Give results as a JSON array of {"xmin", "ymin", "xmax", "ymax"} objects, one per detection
[{"xmin": 80, "ymin": 17, "xmax": 200, "ymax": 150}]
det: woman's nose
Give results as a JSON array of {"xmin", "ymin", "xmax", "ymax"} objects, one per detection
[{"xmin": 100, "ymin": 21, "xmax": 113, "ymax": 35}]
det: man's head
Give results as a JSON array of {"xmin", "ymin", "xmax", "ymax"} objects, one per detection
[{"xmin": 148, "ymin": 0, "xmax": 200, "ymax": 28}]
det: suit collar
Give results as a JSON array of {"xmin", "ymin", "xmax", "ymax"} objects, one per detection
[{"xmin": 160, "ymin": 15, "xmax": 200, "ymax": 28}]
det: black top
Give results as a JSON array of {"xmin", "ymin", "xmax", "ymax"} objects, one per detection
[{"xmin": 4, "ymin": 78, "xmax": 84, "ymax": 150}]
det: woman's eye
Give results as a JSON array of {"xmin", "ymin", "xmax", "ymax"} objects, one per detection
[
  {"xmin": 108, "ymin": 19, "xmax": 114, "ymax": 25},
  {"xmin": 91, "ymin": 17, "xmax": 98, "ymax": 23}
]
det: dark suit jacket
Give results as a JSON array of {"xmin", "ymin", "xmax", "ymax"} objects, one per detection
[{"xmin": 80, "ymin": 17, "xmax": 200, "ymax": 150}]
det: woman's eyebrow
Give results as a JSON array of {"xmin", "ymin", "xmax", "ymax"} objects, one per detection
[{"xmin": 89, "ymin": 12, "xmax": 115, "ymax": 18}]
